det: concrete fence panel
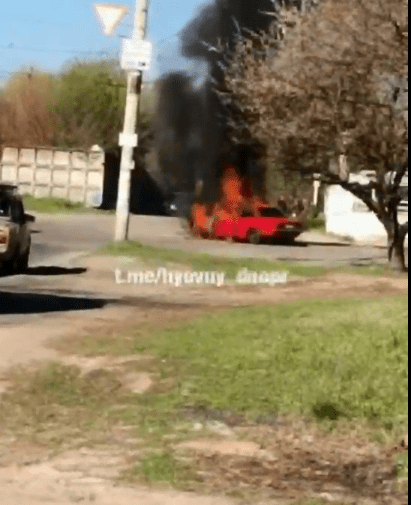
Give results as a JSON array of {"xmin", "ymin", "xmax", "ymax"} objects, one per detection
[{"xmin": 0, "ymin": 146, "xmax": 104, "ymax": 207}]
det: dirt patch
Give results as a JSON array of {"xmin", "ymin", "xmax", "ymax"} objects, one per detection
[
  {"xmin": 182, "ymin": 420, "xmax": 408, "ymax": 504},
  {"xmin": 178, "ymin": 440, "xmax": 275, "ymax": 460},
  {"xmin": 0, "ymin": 305, "xmax": 148, "ymax": 376},
  {"xmin": 0, "ymin": 460, "xmax": 239, "ymax": 505},
  {"xmin": 59, "ymin": 356, "xmax": 155, "ymax": 394},
  {"xmin": 0, "ymin": 439, "xmax": 51, "ymax": 468},
  {"xmin": 0, "ymin": 258, "xmax": 407, "ymax": 504},
  {"xmin": 50, "ymin": 305, "xmax": 215, "ymax": 357}
]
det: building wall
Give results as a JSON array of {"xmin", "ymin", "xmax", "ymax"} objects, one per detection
[
  {"xmin": 0, "ymin": 146, "xmax": 104, "ymax": 207},
  {"xmin": 325, "ymin": 173, "xmax": 408, "ymax": 245}
]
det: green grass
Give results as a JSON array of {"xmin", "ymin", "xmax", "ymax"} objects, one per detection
[
  {"xmin": 98, "ymin": 240, "xmax": 404, "ymax": 279},
  {"xmin": 307, "ymin": 215, "xmax": 326, "ymax": 231},
  {"xmin": 62, "ymin": 296, "xmax": 408, "ymax": 437},
  {"xmin": 0, "ymin": 296, "xmax": 407, "ymax": 496},
  {"xmin": 98, "ymin": 240, "xmax": 329, "ymax": 279},
  {"xmin": 123, "ymin": 450, "xmax": 198, "ymax": 488},
  {"xmin": 124, "ymin": 296, "xmax": 408, "ymax": 433},
  {"xmin": 28, "ymin": 297, "xmax": 408, "ymax": 438},
  {"xmin": 0, "ymin": 363, "xmax": 127, "ymax": 433},
  {"xmin": 396, "ymin": 452, "xmax": 409, "ymax": 479},
  {"xmin": 23, "ymin": 195, "xmax": 113, "ymax": 214}
]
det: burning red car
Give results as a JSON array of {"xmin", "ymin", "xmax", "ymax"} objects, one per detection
[
  {"xmin": 190, "ymin": 163, "xmax": 305, "ymax": 244},
  {"xmin": 212, "ymin": 210, "xmax": 304, "ymax": 245}
]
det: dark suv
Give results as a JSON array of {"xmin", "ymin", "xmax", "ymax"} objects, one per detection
[{"xmin": 0, "ymin": 184, "xmax": 35, "ymax": 275}]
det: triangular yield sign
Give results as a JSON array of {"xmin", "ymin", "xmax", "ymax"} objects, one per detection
[{"xmin": 94, "ymin": 4, "xmax": 128, "ymax": 36}]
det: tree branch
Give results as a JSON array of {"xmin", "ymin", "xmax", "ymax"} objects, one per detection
[{"xmin": 319, "ymin": 171, "xmax": 380, "ymax": 214}]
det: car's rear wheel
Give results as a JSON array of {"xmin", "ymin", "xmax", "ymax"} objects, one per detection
[
  {"xmin": 2, "ymin": 256, "xmax": 17, "ymax": 276},
  {"xmin": 279, "ymin": 235, "xmax": 296, "ymax": 245},
  {"xmin": 1, "ymin": 261, "xmax": 12, "ymax": 276},
  {"xmin": 16, "ymin": 248, "xmax": 30, "ymax": 273}
]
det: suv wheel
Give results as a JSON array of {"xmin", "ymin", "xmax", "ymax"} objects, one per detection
[
  {"xmin": 16, "ymin": 249, "xmax": 30, "ymax": 273},
  {"xmin": 2, "ymin": 256, "xmax": 16, "ymax": 276}
]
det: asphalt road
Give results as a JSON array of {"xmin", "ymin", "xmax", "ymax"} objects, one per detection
[
  {"xmin": 26, "ymin": 213, "xmax": 390, "ymax": 269},
  {"xmin": 29, "ymin": 215, "xmax": 113, "ymax": 267},
  {"xmin": 0, "ymin": 212, "xmax": 405, "ymax": 372}
]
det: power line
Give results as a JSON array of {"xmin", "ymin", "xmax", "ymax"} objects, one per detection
[
  {"xmin": 116, "ymin": 30, "xmax": 182, "ymax": 46},
  {"xmin": 0, "ymin": 68, "xmax": 44, "ymax": 77},
  {"xmin": 0, "ymin": 44, "xmax": 113, "ymax": 56},
  {"xmin": 0, "ymin": 14, "xmax": 90, "ymax": 29},
  {"xmin": 157, "ymin": 29, "xmax": 185, "ymax": 45}
]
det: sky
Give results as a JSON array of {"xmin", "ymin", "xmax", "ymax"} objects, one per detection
[{"xmin": 0, "ymin": 0, "xmax": 210, "ymax": 85}]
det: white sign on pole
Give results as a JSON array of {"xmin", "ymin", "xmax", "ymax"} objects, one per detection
[
  {"xmin": 94, "ymin": 4, "xmax": 128, "ymax": 36},
  {"xmin": 119, "ymin": 132, "xmax": 138, "ymax": 148},
  {"xmin": 120, "ymin": 38, "xmax": 153, "ymax": 72}
]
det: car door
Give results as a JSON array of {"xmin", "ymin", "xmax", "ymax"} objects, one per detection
[{"xmin": 10, "ymin": 198, "xmax": 26, "ymax": 256}]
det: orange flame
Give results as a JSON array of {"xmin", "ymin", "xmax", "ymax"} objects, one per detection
[{"xmin": 191, "ymin": 163, "xmax": 269, "ymax": 237}]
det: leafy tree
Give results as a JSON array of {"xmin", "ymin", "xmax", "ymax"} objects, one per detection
[
  {"xmin": 221, "ymin": 0, "xmax": 408, "ymax": 270},
  {"xmin": 0, "ymin": 60, "xmax": 156, "ymax": 167},
  {"xmin": 55, "ymin": 59, "xmax": 127, "ymax": 149}
]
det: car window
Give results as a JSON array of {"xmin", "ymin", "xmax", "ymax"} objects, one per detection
[{"xmin": 259, "ymin": 208, "xmax": 286, "ymax": 218}]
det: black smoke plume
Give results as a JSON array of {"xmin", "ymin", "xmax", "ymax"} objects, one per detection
[{"xmin": 154, "ymin": 0, "xmax": 302, "ymax": 207}]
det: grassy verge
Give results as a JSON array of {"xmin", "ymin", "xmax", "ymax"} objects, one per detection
[
  {"xmin": 97, "ymin": 240, "xmax": 402, "ymax": 279},
  {"xmin": 119, "ymin": 296, "xmax": 408, "ymax": 433},
  {"xmin": 307, "ymin": 215, "xmax": 326, "ymax": 232},
  {"xmin": 54, "ymin": 296, "xmax": 408, "ymax": 436},
  {"xmin": 123, "ymin": 450, "xmax": 199, "ymax": 489},
  {"xmin": 99, "ymin": 240, "xmax": 327, "ymax": 279},
  {"xmin": 0, "ymin": 296, "xmax": 407, "ymax": 498},
  {"xmin": 23, "ymin": 195, "xmax": 113, "ymax": 214}
]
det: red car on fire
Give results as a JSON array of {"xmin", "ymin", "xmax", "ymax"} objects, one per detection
[
  {"xmin": 190, "ymin": 164, "xmax": 305, "ymax": 244},
  {"xmin": 212, "ymin": 207, "xmax": 304, "ymax": 244}
]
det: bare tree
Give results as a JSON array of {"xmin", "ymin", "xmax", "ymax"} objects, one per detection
[
  {"xmin": 0, "ymin": 70, "xmax": 59, "ymax": 148},
  {"xmin": 221, "ymin": 0, "xmax": 408, "ymax": 270}
]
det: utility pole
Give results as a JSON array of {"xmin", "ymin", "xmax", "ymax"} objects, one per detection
[{"xmin": 114, "ymin": 0, "xmax": 150, "ymax": 242}]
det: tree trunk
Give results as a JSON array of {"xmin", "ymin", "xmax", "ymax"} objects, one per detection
[{"xmin": 386, "ymin": 221, "xmax": 408, "ymax": 272}]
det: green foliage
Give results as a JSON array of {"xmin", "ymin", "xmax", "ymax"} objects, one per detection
[
  {"xmin": 0, "ymin": 60, "xmax": 155, "ymax": 151},
  {"xmin": 55, "ymin": 59, "xmax": 127, "ymax": 149}
]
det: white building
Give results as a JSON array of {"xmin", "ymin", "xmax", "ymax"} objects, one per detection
[{"xmin": 324, "ymin": 171, "xmax": 408, "ymax": 246}]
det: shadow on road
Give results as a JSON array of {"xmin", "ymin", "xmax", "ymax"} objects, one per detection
[
  {"xmin": 298, "ymin": 241, "xmax": 352, "ymax": 247},
  {"xmin": 25, "ymin": 266, "xmax": 88, "ymax": 276},
  {"xmin": 0, "ymin": 267, "xmax": 87, "ymax": 279},
  {"xmin": 233, "ymin": 239, "xmax": 352, "ymax": 248},
  {"xmin": 0, "ymin": 291, "xmax": 203, "ymax": 315},
  {"xmin": 0, "ymin": 291, "xmax": 111, "ymax": 315}
]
